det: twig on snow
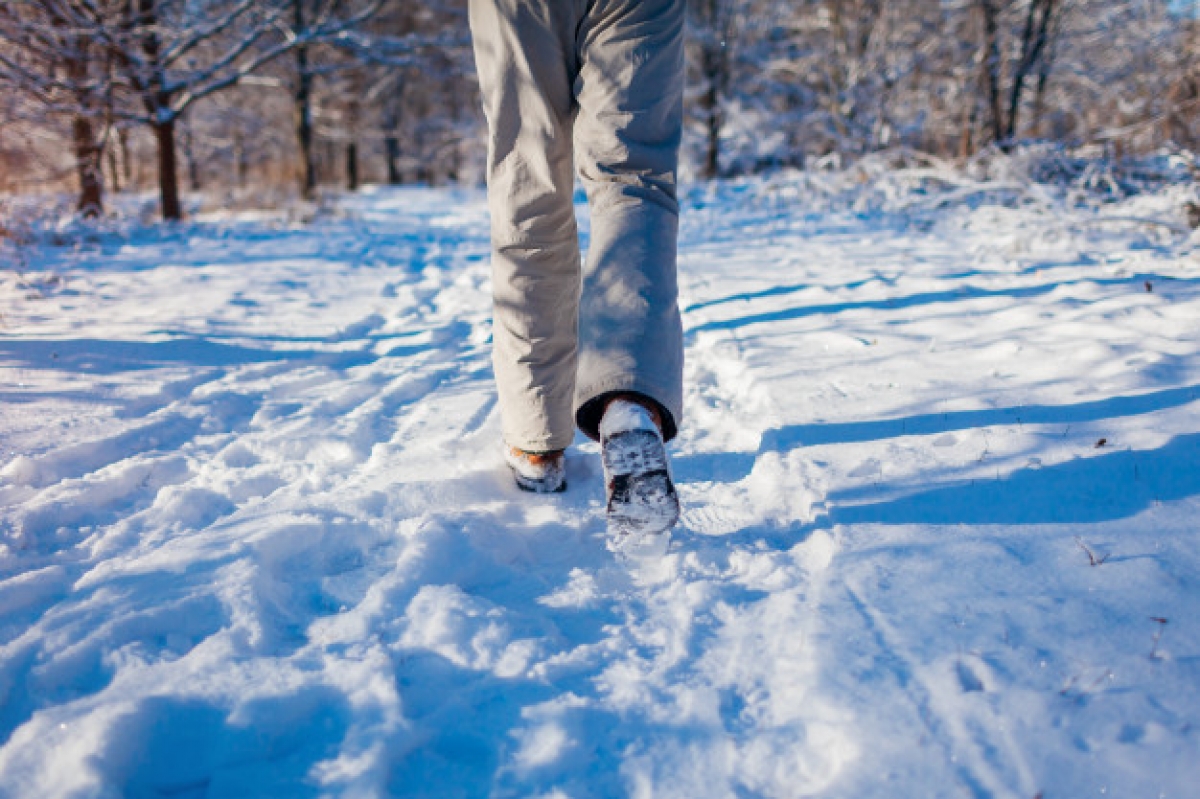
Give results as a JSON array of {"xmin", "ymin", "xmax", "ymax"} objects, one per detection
[
  {"xmin": 1074, "ymin": 536, "xmax": 1110, "ymax": 566},
  {"xmin": 1149, "ymin": 617, "xmax": 1169, "ymax": 660}
]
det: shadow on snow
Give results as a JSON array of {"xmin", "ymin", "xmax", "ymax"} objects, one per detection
[
  {"xmin": 685, "ymin": 273, "xmax": 1200, "ymax": 336},
  {"xmin": 675, "ymin": 384, "xmax": 1200, "ymax": 528},
  {"xmin": 832, "ymin": 431, "xmax": 1200, "ymax": 526}
]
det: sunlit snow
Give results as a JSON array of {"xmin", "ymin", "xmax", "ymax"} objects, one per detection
[{"xmin": 2, "ymin": 164, "xmax": 1199, "ymax": 798}]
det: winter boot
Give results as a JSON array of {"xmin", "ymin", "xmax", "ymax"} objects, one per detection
[
  {"xmin": 600, "ymin": 398, "xmax": 680, "ymax": 538},
  {"xmin": 505, "ymin": 446, "xmax": 567, "ymax": 493}
]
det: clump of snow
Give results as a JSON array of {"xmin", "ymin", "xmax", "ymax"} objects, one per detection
[{"xmin": 0, "ymin": 456, "xmax": 41, "ymax": 487}]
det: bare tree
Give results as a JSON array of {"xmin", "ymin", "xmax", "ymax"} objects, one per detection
[
  {"xmin": 284, "ymin": 0, "xmax": 466, "ymax": 197},
  {"xmin": 311, "ymin": 0, "xmax": 472, "ymax": 190},
  {"xmin": 2, "ymin": 0, "xmax": 382, "ymax": 219},
  {"xmin": 0, "ymin": 1, "xmax": 119, "ymax": 215},
  {"xmin": 689, "ymin": 0, "xmax": 741, "ymax": 178},
  {"xmin": 975, "ymin": 0, "xmax": 1065, "ymax": 149}
]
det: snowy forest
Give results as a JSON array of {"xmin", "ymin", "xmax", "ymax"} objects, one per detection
[{"xmin": 1, "ymin": 0, "xmax": 1197, "ymax": 219}]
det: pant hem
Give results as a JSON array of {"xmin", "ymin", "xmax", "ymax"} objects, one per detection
[
  {"xmin": 574, "ymin": 376, "xmax": 681, "ymax": 442},
  {"xmin": 503, "ymin": 432, "xmax": 576, "ymax": 453}
]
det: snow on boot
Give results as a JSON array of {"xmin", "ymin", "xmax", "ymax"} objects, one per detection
[
  {"xmin": 600, "ymin": 399, "xmax": 680, "ymax": 540},
  {"xmin": 504, "ymin": 446, "xmax": 567, "ymax": 493}
]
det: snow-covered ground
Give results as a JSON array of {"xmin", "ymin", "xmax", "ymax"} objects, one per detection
[{"xmin": 2, "ymin": 166, "xmax": 1199, "ymax": 798}]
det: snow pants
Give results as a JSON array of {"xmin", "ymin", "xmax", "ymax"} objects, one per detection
[{"xmin": 469, "ymin": 0, "xmax": 685, "ymax": 451}]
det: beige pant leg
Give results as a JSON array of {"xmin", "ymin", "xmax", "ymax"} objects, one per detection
[
  {"xmin": 469, "ymin": 0, "xmax": 588, "ymax": 452},
  {"xmin": 470, "ymin": 0, "xmax": 685, "ymax": 448},
  {"xmin": 572, "ymin": 0, "xmax": 686, "ymax": 442}
]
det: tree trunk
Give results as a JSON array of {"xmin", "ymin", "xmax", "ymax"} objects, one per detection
[
  {"xmin": 60, "ymin": 19, "xmax": 103, "ymax": 217},
  {"xmin": 294, "ymin": 1, "xmax": 316, "ymax": 199},
  {"xmin": 700, "ymin": 45, "xmax": 723, "ymax": 179},
  {"xmin": 234, "ymin": 131, "xmax": 248, "ymax": 188},
  {"xmin": 154, "ymin": 117, "xmax": 182, "ymax": 220},
  {"xmin": 958, "ymin": 103, "xmax": 975, "ymax": 160},
  {"xmin": 690, "ymin": 0, "xmax": 730, "ymax": 179},
  {"xmin": 447, "ymin": 141, "xmax": 460, "ymax": 184},
  {"xmin": 295, "ymin": 48, "xmax": 316, "ymax": 199},
  {"xmin": 181, "ymin": 124, "xmax": 202, "ymax": 192},
  {"xmin": 1029, "ymin": 1, "xmax": 1063, "ymax": 140},
  {"xmin": 1004, "ymin": 0, "xmax": 1056, "ymax": 144},
  {"xmin": 447, "ymin": 89, "xmax": 462, "ymax": 183},
  {"xmin": 117, "ymin": 127, "xmax": 133, "ymax": 189},
  {"xmin": 385, "ymin": 135, "xmax": 402, "ymax": 184},
  {"xmin": 1031, "ymin": 60, "xmax": 1052, "ymax": 139},
  {"xmin": 346, "ymin": 140, "xmax": 359, "ymax": 191},
  {"xmin": 705, "ymin": 82, "xmax": 721, "ymax": 177},
  {"xmin": 72, "ymin": 115, "xmax": 104, "ymax": 217},
  {"xmin": 345, "ymin": 84, "xmax": 361, "ymax": 191},
  {"xmin": 978, "ymin": 0, "xmax": 1005, "ymax": 148},
  {"xmin": 132, "ymin": 0, "xmax": 181, "ymax": 219},
  {"xmin": 107, "ymin": 134, "xmax": 122, "ymax": 193}
]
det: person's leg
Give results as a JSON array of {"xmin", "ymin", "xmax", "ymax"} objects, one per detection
[
  {"xmin": 468, "ymin": 0, "xmax": 589, "ymax": 452},
  {"xmin": 571, "ymin": 0, "xmax": 686, "ymax": 444}
]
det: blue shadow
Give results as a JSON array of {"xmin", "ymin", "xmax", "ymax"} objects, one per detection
[
  {"xmin": 833, "ymin": 432, "xmax": 1200, "ymax": 526},
  {"xmin": 687, "ymin": 274, "xmax": 1199, "ymax": 336},
  {"xmin": 759, "ymin": 384, "xmax": 1200, "ymax": 451},
  {"xmin": 673, "ymin": 384, "xmax": 1200, "ymax": 488},
  {"xmin": 0, "ymin": 337, "xmax": 374, "ymax": 374}
]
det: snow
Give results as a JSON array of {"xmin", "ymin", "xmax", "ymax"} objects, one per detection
[{"xmin": 2, "ymin": 168, "xmax": 1199, "ymax": 798}]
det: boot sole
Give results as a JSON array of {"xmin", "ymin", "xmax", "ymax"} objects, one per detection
[
  {"xmin": 513, "ymin": 473, "xmax": 568, "ymax": 493},
  {"xmin": 603, "ymin": 429, "xmax": 680, "ymax": 538}
]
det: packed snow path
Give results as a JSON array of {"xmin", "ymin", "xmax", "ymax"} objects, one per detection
[{"xmin": 2, "ymin": 173, "xmax": 1199, "ymax": 798}]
